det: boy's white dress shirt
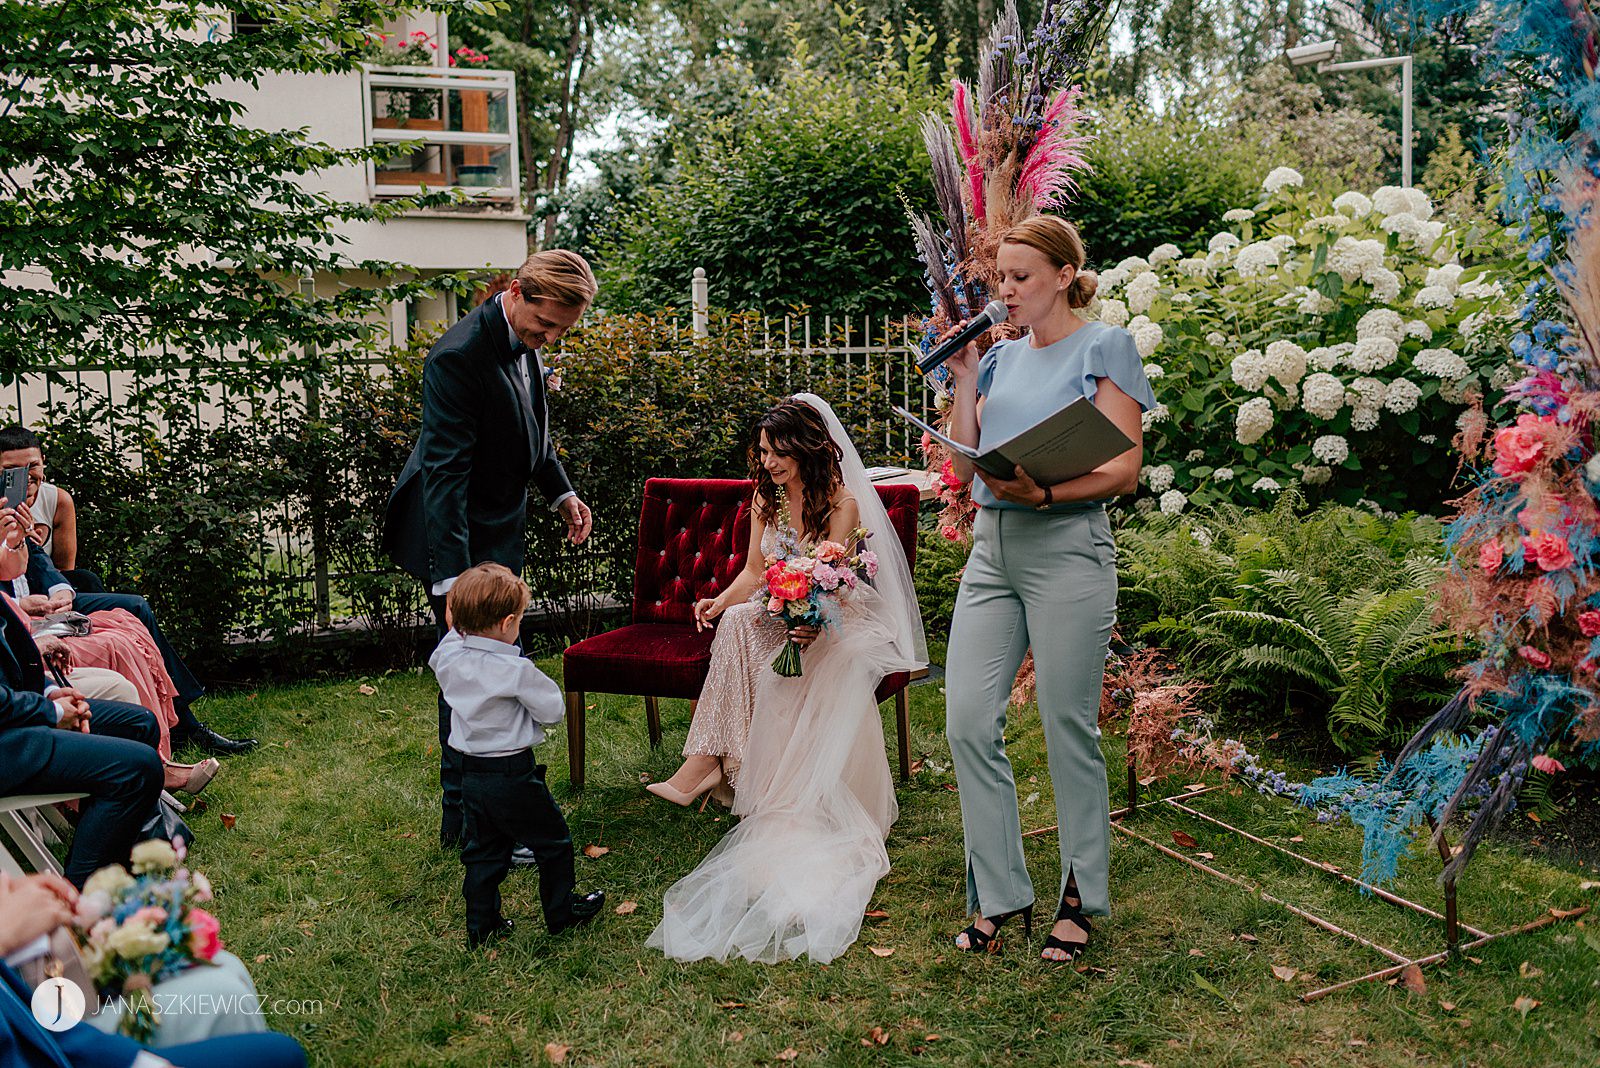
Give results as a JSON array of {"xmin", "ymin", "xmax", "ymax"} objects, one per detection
[{"xmin": 429, "ymin": 630, "xmax": 564, "ymax": 756}]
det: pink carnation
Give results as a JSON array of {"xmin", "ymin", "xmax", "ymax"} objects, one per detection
[
  {"xmin": 940, "ymin": 524, "xmax": 962, "ymax": 542},
  {"xmin": 812, "ymin": 564, "xmax": 842, "ymax": 591},
  {"xmin": 1478, "ymin": 540, "xmax": 1503, "ymax": 574},
  {"xmin": 187, "ymin": 908, "xmax": 222, "ymax": 961},
  {"xmin": 815, "ymin": 541, "xmax": 847, "ymax": 563},
  {"xmin": 858, "ymin": 550, "xmax": 879, "ymax": 578},
  {"xmin": 1522, "ymin": 531, "xmax": 1575, "ymax": 572},
  {"xmin": 1581, "ymin": 611, "xmax": 1600, "ymax": 638},
  {"xmin": 1518, "ymin": 645, "xmax": 1552, "ymax": 668}
]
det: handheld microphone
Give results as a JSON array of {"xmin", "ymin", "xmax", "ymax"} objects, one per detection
[{"xmin": 917, "ymin": 300, "xmax": 1009, "ymax": 375}]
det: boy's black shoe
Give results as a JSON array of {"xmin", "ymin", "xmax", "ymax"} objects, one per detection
[
  {"xmin": 467, "ymin": 917, "xmax": 514, "ymax": 948},
  {"xmin": 548, "ymin": 890, "xmax": 606, "ymax": 935}
]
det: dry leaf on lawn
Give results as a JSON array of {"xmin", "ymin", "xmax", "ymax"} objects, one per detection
[
  {"xmin": 716, "ymin": 1001, "xmax": 745, "ymax": 1009},
  {"xmin": 1400, "ymin": 964, "xmax": 1427, "ymax": 994},
  {"xmin": 1118, "ymin": 1061, "xmax": 1157, "ymax": 1068},
  {"xmin": 1271, "ymin": 965, "xmax": 1298, "ymax": 982},
  {"xmin": 864, "ymin": 909, "xmax": 890, "ymax": 919},
  {"xmin": 1579, "ymin": 880, "xmax": 1600, "ymax": 892},
  {"xmin": 777, "ymin": 1048, "xmax": 799, "ymax": 1061},
  {"xmin": 1138, "ymin": 776, "xmax": 1158, "ymax": 787},
  {"xmin": 728, "ymin": 1031, "xmax": 744, "ymax": 1043},
  {"xmin": 1171, "ymin": 830, "xmax": 1200, "ymax": 849},
  {"xmin": 1438, "ymin": 1001, "xmax": 1456, "ymax": 1012},
  {"xmin": 1548, "ymin": 906, "xmax": 1585, "ymax": 919},
  {"xmin": 1288, "ymin": 835, "xmax": 1305, "ymax": 843},
  {"xmin": 1188, "ymin": 949, "xmax": 1205, "ymax": 957},
  {"xmin": 1518, "ymin": 961, "xmax": 1545, "ymax": 979},
  {"xmin": 219, "ymin": 813, "xmax": 237, "ymax": 829},
  {"xmin": 1513, "ymin": 996, "xmax": 1539, "ymax": 1018},
  {"xmin": 543, "ymin": 1043, "xmax": 570, "ymax": 1064},
  {"xmin": 862, "ymin": 1026, "xmax": 889, "ymax": 1046},
  {"xmin": 869, "ymin": 946, "xmax": 894, "ymax": 957},
  {"xmin": 614, "ymin": 901, "xmax": 639, "ymax": 915},
  {"xmin": 472, "ymin": 1014, "xmax": 493, "ymax": 1027},
  {"xmin": 1197, "ymin": 851, "xmax": 1215, "ymax": 860},
  {"xmin": 358, "ymin": 684, "xmax": 377, "ymax": 696},
  {"xmin": 1237, "ymin": 933, "xmax": 1259, "ymax": 943},
  {"xmin": 1183, "ymin": 783, "xmax": 1207, "ymax": 792},
  {"xmin": 582, "ymin": 844, "xmax": 609, "ymax": 859}
]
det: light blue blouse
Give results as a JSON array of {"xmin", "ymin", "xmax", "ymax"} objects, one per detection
[{"xmin": 973, "ymin": 322, "xmax": 1156, "ymax": 512}]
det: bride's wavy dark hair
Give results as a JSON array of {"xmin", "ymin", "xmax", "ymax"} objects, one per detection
[{"xmin": 748, "ymin": 399, "xmax": 843, "ymax": 539}]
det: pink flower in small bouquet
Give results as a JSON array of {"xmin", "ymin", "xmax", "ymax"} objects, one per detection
[
  {"xmin": 1522, "ymin": 530, "xmax": 1575, "ymax": 571},
  {"xmin": 1492, "ymin": 413, "xmax": 1554, "ymax": 476},
  {"xmin": 756, "ymin": 527, "xmax": 878, "ymax": 677},
  {"xmin": 187, "ymin": 909, "xmax": 222, "ymax": 961}
]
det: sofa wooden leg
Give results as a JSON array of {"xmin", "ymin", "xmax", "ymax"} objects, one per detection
[
  {"xmin": 895, "ymin": 690, "xmax": 911, "ymax": 782},
  {"xmin": 644, "ymin": 696, "xmax": 662, "ymax": 747},
  {"xmin": 566, "ymin": 691, "xmax": 586, "ymax": 790}
]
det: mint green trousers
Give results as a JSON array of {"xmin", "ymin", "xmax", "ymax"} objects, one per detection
[{"xmin": 945, "ymin": 504, "xmax": 1117, "ymax": 918}]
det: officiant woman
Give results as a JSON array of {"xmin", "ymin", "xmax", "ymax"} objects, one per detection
[{"xmin": 939, "ymin": 214, "xmax": 1154, "ymax": 963}]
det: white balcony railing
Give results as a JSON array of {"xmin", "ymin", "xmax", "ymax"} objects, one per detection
[{"xmin": 361, "ymin": 64, "xmax": 520, "ymax": 203}]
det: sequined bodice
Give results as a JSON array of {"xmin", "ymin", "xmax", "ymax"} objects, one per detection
[{"xmin": 761, "ymin": 523, "xmax": 804, "ymax": 561}]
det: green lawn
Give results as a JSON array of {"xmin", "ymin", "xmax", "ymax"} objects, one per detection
[{"xmin": 177, "ymin": 662, "xmax": 1599, "ymax": 1067}]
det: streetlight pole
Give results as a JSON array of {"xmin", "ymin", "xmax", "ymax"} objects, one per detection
[{"xmin": 1288, "ymin": 42, "xmax": 1414, "ymax": 188}]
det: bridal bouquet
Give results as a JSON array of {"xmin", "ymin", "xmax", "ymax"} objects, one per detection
[
  {"xmin": 73, "ymin": 838, "xmax": 222, "ymax": 1040},
  {"xmin": 758, "ymin": 527, "xmax": 879, "ymax": 677}
]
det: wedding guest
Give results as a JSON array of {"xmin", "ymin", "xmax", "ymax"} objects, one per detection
[
  {"xmin": 0, "ymin": 424, "xmax": 96, "ymax": 589},
  {"xmin": 940, "ymin": 214, "xmax": 1153, "ymax": 962},
  {"xmin": 430, "ymin": 562, "xmax": 605, "ymax": 947}
]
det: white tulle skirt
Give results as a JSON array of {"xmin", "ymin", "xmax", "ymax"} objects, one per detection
[{"xmin": 647, "ymin": 587, "xmax": 906, "ymax": 964}]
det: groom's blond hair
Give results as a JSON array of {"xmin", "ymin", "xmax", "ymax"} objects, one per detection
[{"xmin": 515, "ymin": 249, "xmax": 597, "ymax": 308}]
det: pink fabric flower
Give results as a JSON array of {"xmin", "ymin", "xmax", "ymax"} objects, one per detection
[
  {"xmin": 1478, "ymin": 540, "xmax": 1503, "ymax": 574},
  {"xmin": 1492, "ymin": 413, "xmax": 1551, "ymax": 476},
  {"xmin": 1531, "ymin": 753, "xmax": 1567, "ymax": 774},
  {"xmin": 1523, "ymin": 531, "xmax": 1575, "ymax": 572},
  {"xmin": 1580, "ymin": 611, "xmax": 1600, "ymax": 638},
  {"xmin": 187, "ymin": 908, "xmax": 222, "ymax": 961},
  {"xmin": 1518, "ymin": 645, "xmax": 1552, "ymax": 668}
]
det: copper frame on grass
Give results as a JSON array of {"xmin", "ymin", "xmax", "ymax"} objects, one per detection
[{"xmin": 1024, "ymin": 758, "xmax": 1588, "ymax": 1001}]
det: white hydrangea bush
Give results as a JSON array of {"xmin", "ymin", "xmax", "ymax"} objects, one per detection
[{"xmin": 1087, "ymin": 172, "xmax": 1529, "ymax": 508}]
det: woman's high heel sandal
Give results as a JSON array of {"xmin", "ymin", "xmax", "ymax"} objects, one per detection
[
  {"xmin": 953, "ymin": 904, "xmax": 1033, "ymax": 954},
  {"xmin": 645, "ymin": 764, "xmax": 726, "ymax": 807},
  {"xmin": 164, "ymin": 758, "xmax": 220, "ymax": 797},
  {"xmin": 1041, "ymin": 893, "xmax": 1092, "ymax": 963}
]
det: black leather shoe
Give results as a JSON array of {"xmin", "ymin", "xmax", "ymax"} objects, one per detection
[
  {"xmin": 173, "ymin": 723, "xmax": 258, "ymax": 756},
  {"xmin": 548, "ymin": 890, "xmax": 605, "ymax": 935},
  {"xmin": 510, "ymin": 845, "xmax": 537, "ymax": 868},
  {"xmin": 467, "ymin": 917, "xmax": 514, "ymax": 948}
]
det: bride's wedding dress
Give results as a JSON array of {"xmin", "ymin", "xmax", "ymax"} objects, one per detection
[{"xmin": 647, "ymin": 394, "xmax": 926, "ymax": 964}]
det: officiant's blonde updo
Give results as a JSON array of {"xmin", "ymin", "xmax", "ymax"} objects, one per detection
[{"xmin": 1001, "ymin": 215, "xmax": 1097, "ymax": 308}]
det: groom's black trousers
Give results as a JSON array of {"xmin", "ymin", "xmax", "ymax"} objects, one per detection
[{"xmin": 459, "ymin": 750, "xmax": 577, "ymax": 937}]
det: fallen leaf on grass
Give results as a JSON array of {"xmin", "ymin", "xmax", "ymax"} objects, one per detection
[
  {"xmin": 1288, "ymin": 835, "xmax": 1305, "ymax": 843},
  {"xmin": 1526, "ymin": 811, "xmax": 1541, "ymax": 822},
  {"xmin": 777, "ymin": 1048, "xmax": 799, "ymax": 1061},
  {"xmin": 861, "ymin": 1026, "xmax": 889, "ymax": 1047},
  {"xmin": 1466, "ymin": 955, "xmax": 1483, "ymax": 965},
  {"xmin": 543, "ymin": 1042, "xmax": 569, "ymax": 1064},
  {"xmin": 1183, "ymin": 783, "xmax": 1207, "ymax": 792},
  {"xmin": 863, "ymin": 909, "xmax": 890, "ymax": 920},
  {"xmin": 1347, "ymin": 1038, "xmax": 1367, "ymax": 1048},
  {"xmin": 1117, "ymin": 1060, "xmax": 1156, "ymax": 1068},
  {"xmin": 358, "ymin": 684, "xmax": 377, "ymax": 696},
  {"xmin": 1271, "ymin": 965, "xmax": 1298, "ymax": 982},
  {"xmin": 1518, "ymin": 961, "xmax": 1544, "ymax": 979},
  {"xmin": 1512, "ymin": 996, "xmax": 1539, "ymax": 1018},
  {"xmin": 942, "ymin": 784, "xmax": 958, "ymax": 792},
  {"xmin": 1197, "ymin": 851, "xmax": 1215, "ymax": 860},
  {"xmin": 1236, "ymin": 933, "xmax": 1259, "ymax": 943},
  {"xmin": 1191, "ymin": 973, "xmax": 1235, "ymax": 1009},
  {"xmin": 1188, "ymin": 949, "xmax": 1205, "ymax": 957},
  {"xmin": 716, "ymin": 1001, "xmax": 745, "ymax": 1009},
  {"xmin": 1400, "ymin": 964, "xmax": 1427, "ymax": 994},
  {"xmin": 868, "ymin": 946, "xmax": 894, "ymax": 958},
  {"xmin": 1171, "ymin": 830, "xmax": 1200, "ymax": 849},
  {"xmin": 395, "ymin": 832, "xmax": 415, "ymax": 839},
  {"xmin": 582, "ymin": 844, "xmax": 609, "ymax": 859},
  {"xmin": 1549, "ymin": 906, "xmax": 1585, "ymax": 919},
  {"xmin": 924, "ymin": 1035, "xmax": 941, "ymax": 1042},
  {"xmin": 1137, "ymin": 776, "xmax": 1158, "ymax": 787},
  {"xmin": 1438, "ymin": 1001, "xmax": 1456, "ymax": 1012},
  {"xmin": 726, "ymin": 1031, "xmax": 744, "ymax": 1043},
  {"xmin": 219, "ymin": 813, "xmax": 237, "ymax": 830},
  {"xmin": 909, "ymin": 759, "xmax": 924, "ymax": 775},
  {"xmin": 1579, "ymin": 880, "xmax": 1600, "ymax": 892},
  {"xmin": 253, "ymin": 954, "xmax": 271, "ymax": 963},
  {"xmin": 614, "ymin": 901, "xmax": 638, "ymax": 915},
  {"xmin": 473, "ymin": 1014, "xmax": 493, "ymax": 1026}
]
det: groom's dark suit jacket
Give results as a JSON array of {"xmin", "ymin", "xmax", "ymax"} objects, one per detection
[{"xmin": 382, "ymin": 295, "xmax": 573, "ymax": 586}]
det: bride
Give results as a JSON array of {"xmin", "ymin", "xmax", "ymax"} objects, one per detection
[{"xmin": 646, "ymin": 394, "xmax": 927, "ymax": 964}]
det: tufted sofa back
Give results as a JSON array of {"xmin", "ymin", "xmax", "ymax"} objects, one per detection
[{"xmin": 631, "ymin": 478, "xmax": 920, "ymax": 626}]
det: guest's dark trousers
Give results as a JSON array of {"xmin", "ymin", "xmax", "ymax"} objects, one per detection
[
  {"xmin": 74, "ymin": 591, "xmax": 206, "ymax": 730},
  {"xmin": 460, "ymin": 750, "xmax": 577, "ymax": 938},
  {"xmin": 9, "ymin": 700, "xmax": 163, "ymax": 886}
]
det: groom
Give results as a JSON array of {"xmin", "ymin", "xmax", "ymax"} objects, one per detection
[{"xmin": 383, "ymin": 250, "xmax": 596, "ymax": 850}]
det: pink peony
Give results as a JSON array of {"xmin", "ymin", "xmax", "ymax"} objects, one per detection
[
  {"xmin": 1492, "ymin": 413, "xmax": 1551, "ymax": 476},
  {"xmin": 1523, "ymin": 531, "xmax": 1575, "ymax": 572},
  {"xmin": 1518, "ymin": 645, "xmax": 1552, "ymax": 668},
  {"xmin": 1581, "ymin": 611, "xmax": 1600, "ymax": 638},
  {"xmin": 187, "ymin": 908, "xmax": 222, "ymax": 961},
  {"xmin": 1478, "ymin": 540, "xmax": 1503, "ymax": 574},
  {"xmin": 1531, "ymin": 753, "xmax": 1567, "ymax": 775},
  {"xmin": 764, "ymin": 563, "xmax": 810, "ymax": 602}
]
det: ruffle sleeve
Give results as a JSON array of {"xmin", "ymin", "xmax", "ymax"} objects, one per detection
[
  {"xmin": 1081, "ymin": 325, "xmax": 1157, "ymax": 413},
  {"xmin": 975, "ymin": 339, "xmax": 1013, "ymax": 397}
]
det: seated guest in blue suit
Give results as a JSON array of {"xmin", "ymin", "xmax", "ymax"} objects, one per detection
[
  {"xmin": 1, "ymin": 512, "xmax": 163, "ymax": 888},
  {"xmin": 0, "ymin": 478, "xmax": 255, "ymax": 758},
  {"xmin": 0, "ymin": 873, "xmax": 307, "ymax": 1068}
]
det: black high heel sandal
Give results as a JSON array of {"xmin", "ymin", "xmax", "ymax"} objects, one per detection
[
  {"xmin": 954, "ymin": 904, "xmax": 1033, "ymax": 954},
  {"xmin": 1041, "ymin": 891, "xmax": 1092, "ymax": 963}
]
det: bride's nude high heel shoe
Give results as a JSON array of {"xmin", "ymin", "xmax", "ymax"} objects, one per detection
[{"xmin": 645, "ymin": 765, "xmax": 726, "ymax": 807}]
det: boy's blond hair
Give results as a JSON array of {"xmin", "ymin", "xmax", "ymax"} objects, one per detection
[{"xmin": 447, "ymin": 562, "xmax": 530, "ymax": 635}]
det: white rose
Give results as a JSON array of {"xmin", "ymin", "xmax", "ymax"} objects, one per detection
[
  {"xmin": 1312, "ymin": 434, "xmax": 1350, "ymax": 465},
  {"xmin": 130, "ymin": 838, "xmax": 179, "ymax": 874},
  {"xmin": 1159, "ymin": 489, "xmax": 1189, "ymax": 514},
  {"xmin": 1263, "ymin": 166, "xmax": 1304, "ymax": 194},
  {"xmin": 1235, "ymin": 397, "xmax": 1275, "ymax": 444},
  {"xmin": 106, "ymin": 920, "xmax": 170, "ymax": 959}
]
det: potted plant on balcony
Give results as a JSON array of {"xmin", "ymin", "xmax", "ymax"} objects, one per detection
[{"xmin": 362, "ymin": 30, "xmax": 444, "ymax": 130}]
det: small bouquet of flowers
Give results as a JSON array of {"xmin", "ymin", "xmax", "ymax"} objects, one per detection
[
  {"xmin": 757, "ymin": 526, "xmax": 879, "ymax": 677},
  {"xmin": 73, "ymin": 838, "xmax": 222, "ymax": 1040}
]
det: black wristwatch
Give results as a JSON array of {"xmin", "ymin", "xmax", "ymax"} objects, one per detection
[{"xmin": 1034, "ymin": 485, "xmax": 1054, "ymax": 511}]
